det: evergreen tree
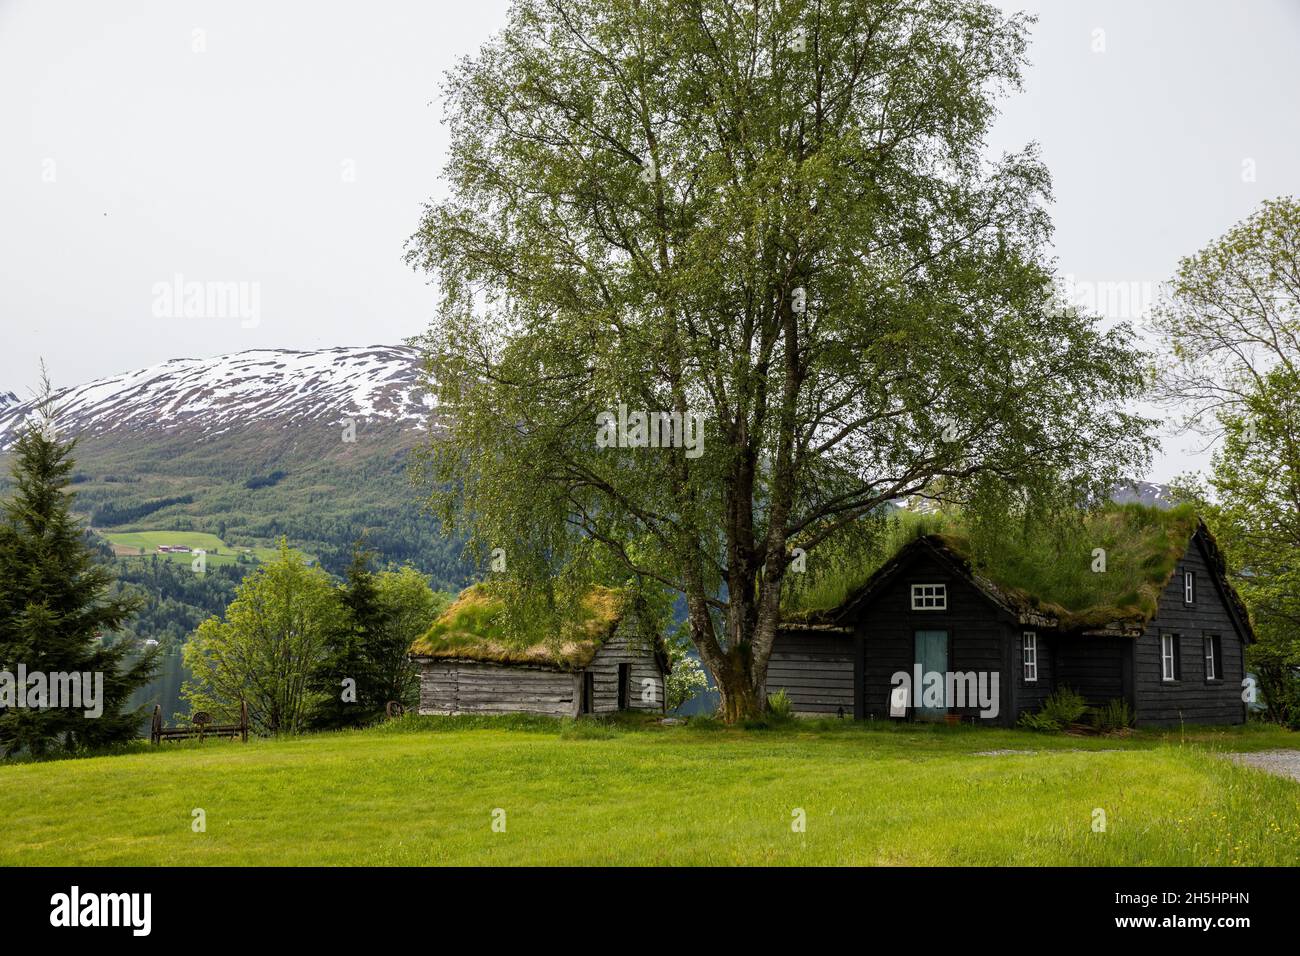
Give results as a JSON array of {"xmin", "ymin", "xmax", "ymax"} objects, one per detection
[
  {"xmin": 311, "ymin": 542, "xmax": 384, "ymax": 728},
  {"xmin": 0, "ymin": 383, "xmax": 157, "ymax": 756}
]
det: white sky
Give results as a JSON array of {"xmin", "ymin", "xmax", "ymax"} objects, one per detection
[{"xmin": 2, "ymin": 0, "xmax": 1298, "ymax": 482}]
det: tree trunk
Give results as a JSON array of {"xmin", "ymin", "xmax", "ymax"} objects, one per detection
[
  {"xmin": 687, "ymin": 558, "xmax": 790, "ymax": 724},
  {"xmin": 714, "ymin": 651, "xmax": 764, "ymax": 723}
]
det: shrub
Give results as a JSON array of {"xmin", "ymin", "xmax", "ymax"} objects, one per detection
[
  {"xmin": 1041, "ymin": 686, "xmax": 1089, "ymax": 726},
  {"xmin": 1091, "ymin": 698, "xmax": 1134, "ymax": 733},
  {"xmin": 1017, "ymin": 711, "xmax": 1061, "ymax": 732},
  {"xmin": 766, "ymin": 689, "xmax": 795, "ymax": 722},
  {"xmin": 1018, "ymin": 687, "xmax": 1089, "ymax": 732}
]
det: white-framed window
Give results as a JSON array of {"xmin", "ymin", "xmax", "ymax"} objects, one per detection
[
  {"xmin": 1022, "ymin": 632, "xmax": 1038, "ymax": 683},
  {"xmin": 911, "ymin": 583, "xmax": 947, "ymax": 610},
  {"xmin": 1184, "ymin": 570, "xmax": 1195, "ymax": 604},
  {"xmin": 1161, "ymin": 634, "xmax": 1179, "ymax": 681},
  {"xmin": 1204, "ymin": 634, "xmax": 1221, "ymax": 681}
]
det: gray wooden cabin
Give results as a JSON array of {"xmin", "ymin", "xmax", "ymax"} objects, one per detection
[
  {"xmin": 411, "ymin": 601, "xmax": 669, "ymax": 718},
  {"xmin": 767, "ymin": 519, "xmax": 1253, "ymax": 727}
]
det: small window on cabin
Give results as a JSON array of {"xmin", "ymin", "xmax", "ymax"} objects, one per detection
[
  {"xmin": 1204, "ymin": 635, "xmax": 1221, "ymax": 682},
  {"xmin": 1161, "ymin": 634, "xmax": 1180, "ymax": 681},
  {"xmin": 911, "ymin": 583, "xmax": 947, "ymax": 610},
  {"xmin": 1022, "ymin": 632, "xmax": 1038, "ymax": 683},
  {"xmin": 1184, "ymin": 571, "xmax": 1195, "ymax": 605}
]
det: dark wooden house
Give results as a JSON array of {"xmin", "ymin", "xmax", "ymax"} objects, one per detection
[
  {"xmin": 410, "ymin": 585, "xmax": 669, "ymax": 718},
  {"xmin": 767, "ymin": 513, "xmax": 1254, "ymax": 727}
]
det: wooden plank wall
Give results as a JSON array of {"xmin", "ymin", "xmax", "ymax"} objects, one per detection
[
  {"xmin": 1054, "ymin": 636, "xmax": 1127, "ymax": 706},
  {"xmin": 1132, "ymin": 537, "xmax": 1247, "ymax": 726},
  {"xmin": 765, "ymin": 632, "xmax": 855, "ymax": 715},
  {"xmin": 417, "ymin": 661, "xmax": 578, "ymax": 717},
  {"xmin": 587, "ymin": 621, "xmax": 665, "ymax": 714},
  {"xmin": 1013, "ymin": 631, "xmax": 1056, "ymax": 717},
  {"xmin": 857, "ymin": 551, "xmax": 1014, "ymax": 725}
]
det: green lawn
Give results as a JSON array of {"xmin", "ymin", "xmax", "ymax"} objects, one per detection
[
  {"xmin": 99, "ymin": 530, "xmax": 297, "ymax": 566},
  {"xmin": 2, "ymin": 719, "xmax": 1298, "ymax": 866}
]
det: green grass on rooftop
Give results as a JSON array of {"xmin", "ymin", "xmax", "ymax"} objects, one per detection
[
  {"xmin": 409, "ymin": 583, "xmax": 623, "ymax": 668},
  {"xmin": 783, "ymin": 503, "xmax": 1203, "ymax": 630}
]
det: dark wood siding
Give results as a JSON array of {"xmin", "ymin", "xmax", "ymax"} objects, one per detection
[
  {"xmin": 771, "ymin": 530, "xmax": 1249, "ymax": 729},
  {"xmin": 1132, "ymin": 536, "xmax": 1247, "ymax": 726},
  {"xmin": 1014, "ymin": 630, "xmax": 1055, "ymax": 715},
  {"xmin": 765, "ymin": 632, "xmax": 855, "ymax": 715},
  {"xmin": 1055, "ymin": 636, "xmax": 1128, "ymax": 705},
  {"xmin": 855, "ymin": 550, "xmax": 1015, "ymax": 726}
]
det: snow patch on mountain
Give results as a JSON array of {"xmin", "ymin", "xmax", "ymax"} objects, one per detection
[
  {"xmin": 1110, "ymin": 480, "xmax": 1177, "ymax": 509},
  {"xmin": 0, "ymin": 346, "xmax": 434, "ymax": 447}
]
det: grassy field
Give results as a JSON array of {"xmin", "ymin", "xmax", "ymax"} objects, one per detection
[
  {"xmin": 2, "ymin": 718, "xmax": 1298, "ymax": 866},
  {"xmin": 100, "ymin": 530, "xmax": 293, "ymax": 566}
]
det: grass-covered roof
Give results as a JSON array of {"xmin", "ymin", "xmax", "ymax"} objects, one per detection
[
  {"xmin": 409, "ymin": 583, "xmax": 626, "ymax": 669},
  {"xmin": 784, "ymin": 504, "xmax": 1233, "ymax": 635}
]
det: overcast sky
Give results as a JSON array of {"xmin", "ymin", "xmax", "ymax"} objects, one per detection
[{"xmin": 2, "ymin": 0, "xmax": 1298, "ymax": 481}]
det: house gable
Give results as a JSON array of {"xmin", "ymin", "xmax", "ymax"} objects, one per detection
[
  {"xmin": 832, "ymin": 538, "xmax": 1022, "ymax": 626},
  {"xmin": 1131, "ymin": 532, "xmax": 1249, "ymax": 725}
]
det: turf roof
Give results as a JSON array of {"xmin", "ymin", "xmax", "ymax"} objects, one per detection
[
  {"xmin": 789, "ymin": 504, "xmax": 1236, "ymax": 635},
  {"xmin": 409, "ymin": 583, "xmax": 625, "ymax": 669}
]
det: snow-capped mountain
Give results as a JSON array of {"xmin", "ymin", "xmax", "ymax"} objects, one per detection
[
  {"xmin": 1111, "ymin": 480, "xmax": 1177, "ymax": 509},
  {"xmin": 0, "ymin": 346, "xmax": 434, "ymax": 447}
]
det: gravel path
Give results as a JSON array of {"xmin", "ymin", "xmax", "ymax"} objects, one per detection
[{"xmin": 1224, "ymin": 749, "xmax": 1300, "ymax": 782}]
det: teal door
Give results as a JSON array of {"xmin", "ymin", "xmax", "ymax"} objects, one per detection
[{"xmin": 914, "ymin": 630, "xmax": 949, "ymax": 720}]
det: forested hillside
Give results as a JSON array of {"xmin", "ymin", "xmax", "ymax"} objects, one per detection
[{"xmin": 0, "ymin": 346, "xmax": 476, "ymax": 723}]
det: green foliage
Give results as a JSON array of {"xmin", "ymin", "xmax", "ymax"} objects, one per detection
[
  {"xmin": 1247, "ymin": 640, "xmax": 1300, "ymax": 730},
  {"xmin": 91, "ymin": 494, "xmax": 194, "ymax": 526},
  {"xmin": 788, "ymin": 502, "xmax": 1200, "ymax": 629},
  {"xmin": 406, "ymin": 0, "xmax": 1156, "ymax": 721},
  {"xmin": 1091, "ymin": 698, "xmax": 1134, "ymax": 734},
  {"xmin": 964, "ymin": 503, "xmax": 1199, "ymax": 628},
  {"xmin": 410, "ymin": 582, "xmax": 625, "ymax": 667},
  {"xmin": 1152, "ymin": 197, "xmax": 1300, "ymax": 729},
  {"xmin": 0, "ymin": 399, "xmax": 157, "ymax": 756},
  {"xmin": 107, "ymin": 557, "xmax": 245, "ymax": 722},
  {"xmin": 664, "ymin": 630, "xmax": 710, "ymax": 713},
  {"xmin": 312, "ymin": 545, "xmax": 384, "ymax": 730},
  {"xmin": 766, "ymin": 689, "xmax": 795, "ymax": 722},
  {"xmin": 372, "ymin": 565, "xmax": 449, "ymax": 707},
  {"xmin": 783, "ymin": 509, "xmax": 941, "ymax": 618},
  {"xmin": 1018, "ymin": 687, "xmax": 1089, "ymax": 732},
  {"xmin": 179, "ymin": 541, "xmax": 448, "ymax": 735},
  {"xmin": 4, "ymin": 421, "xmax": 471, "ymax": 587},
  {"xmin": 182, "ymin": 541, "xmax": 340, "ymax": 734}
]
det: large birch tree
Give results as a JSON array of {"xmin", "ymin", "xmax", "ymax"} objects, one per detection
[{"xmin": 408, "ymin": 0, "xmax": 1153, "ymax": 721}]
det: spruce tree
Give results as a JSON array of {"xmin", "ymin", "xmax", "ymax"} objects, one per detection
[
  {"xmin": 311, "ymin": 542, "xmax": 385, "ymax": 728},
  {"xmin": 0, "ymin": 385, "xmax": 156, "ymax": 756}
]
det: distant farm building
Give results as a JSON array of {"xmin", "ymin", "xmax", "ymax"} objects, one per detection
[
  {"xmin": 155, "ymin": 545, "xmax": 192, "ymax": 553},
  {"xmin": 409, "ymin": 585, "xmax": 669, "ymax": 717}
]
